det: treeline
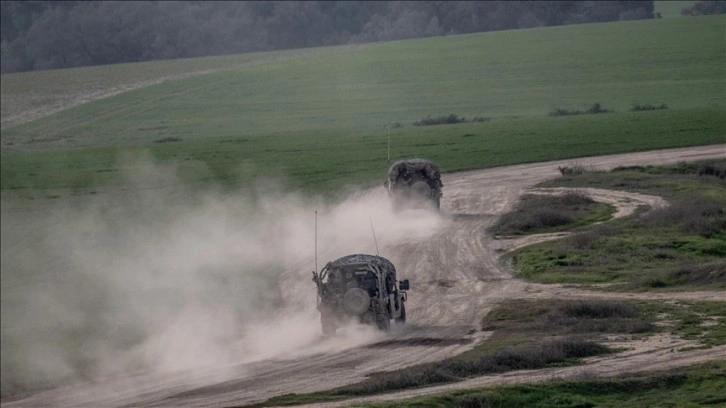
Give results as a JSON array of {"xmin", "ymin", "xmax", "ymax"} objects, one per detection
[{"xmin": 0, "ymin": 1, "xmax": 661, "ymax": 73}]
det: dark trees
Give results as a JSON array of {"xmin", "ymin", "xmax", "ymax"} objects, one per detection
[{"xmin": 0, "ymin": 1, "xmax": 656, "ymax": 73}]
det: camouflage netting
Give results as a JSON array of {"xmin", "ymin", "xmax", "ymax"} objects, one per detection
[
  {"xmin": 387, "ymin": 159, "xmax": 441, "ymax": 182},
  {"xmin": 327, "ymin": 254, "xmax": 397, "ymax": 280}
]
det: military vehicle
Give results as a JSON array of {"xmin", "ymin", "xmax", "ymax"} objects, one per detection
[
  {"xmin": 312, "ymin": 254, "xmax": 409, "ymax": 336},
  {"xmin": 385, "ymin": 159, "xmax": 443, "ymax": 210}
]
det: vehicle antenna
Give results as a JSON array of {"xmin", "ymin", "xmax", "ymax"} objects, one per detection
[
  {"xmin": 315, "ymin": 210, "xmax": 318, "ymax": 273},
  {"xmin": 386, "ymin": 122, "xmax": 391, "ymax": 164},
  {"xmin": 369, "ymin": 216, "xmax": 380, "ymax": 256}
]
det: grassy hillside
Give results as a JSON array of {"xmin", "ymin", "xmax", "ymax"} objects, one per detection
[{"xmin": 1, "ymin": 15, "xmax": 724, "ymax": 197}]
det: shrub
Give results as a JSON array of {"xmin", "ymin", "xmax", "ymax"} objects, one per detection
[
  {"xmin": 413, "ymin": 113, "xmax": 466, "ymax": 126},
  {"xmin": 638, "ymin": 198, "xmax": 725, "ymax": 237},
  {"xmin": 153, "ymin": 136, "xmax": 182, "ymax": 143},
  {"xmin": 492, "ymin": 192, "xmax": 605, "ymax": 235},
  {"xmin": 549, "ymin": 103, "xmax": 612, "ymax": 117},
  {"xmin": 586, "ymin": 103, "xmax": 611, "ymax": 114},
  {"xmin": 631, "ymin": 102, "xmax": 668, "ymax": 111},
  {"xmin": 495, "ymin": 209, "xmax": 572, "ymax": 234},
  {"xmin": 697, "ymin": 162, "xmax": 726, "ymax": 179},
  {"xmin": 558, "ymin": 191, "xmax": 595, "ymax": 206},
  {"xmin": 627, "ymin": 261, "xmax": 726, "ymax": 289},
  {"xmin": 560, "ymin": 300, "xmax": 640, "ymax": 319},
  {"xmin": 559, "ymin": 163, "xmax": 592, "ymax": 176},
  {"xmin": 412, "ymin": 114, "xmax": 490, "ymax": 126},
  {"xmin": 611, "ymin": 165, "xmax": 649, "ymax": 172},
  {"xmin": 549, "ymin": 107, "xmax": 582, "ymax": 117},
  {"xmin": 568, "ymin": 225, "xmax": 616, "ymax": 250}
]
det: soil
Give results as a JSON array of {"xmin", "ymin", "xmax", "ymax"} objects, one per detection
[{"xmin": 2, "ymin": 144, "xmax": 725, "ymax": 408}]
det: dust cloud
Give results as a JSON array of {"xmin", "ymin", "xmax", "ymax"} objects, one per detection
[{"xmin": 0, "ymin": 154, "xmax": 442, "ymax": 398}]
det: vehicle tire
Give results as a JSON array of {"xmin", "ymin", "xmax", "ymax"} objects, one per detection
[
  {"xmin": 321, "ymin": 316, "xmax": 336, "ymax": 336},
  {"xmin": 432, "ymin": 196, "xmax": 440, "ymax": 210},
  {"xmin": 394, "ymin": 301, "xmax": 406, "ymax": 325},
  {"xmin": 343, "ymin": 288, "xmax": 370, "ymax": 315},
  {"xmin": 376, "ymin": 310, "xmax": 391, "ymax": 331},
  {"xmin": 410, "ymin": 181, "xmax": 432, "ymax": 199}
]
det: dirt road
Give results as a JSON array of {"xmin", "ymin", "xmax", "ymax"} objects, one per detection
[{"xmin": 3, "ymin": 144, "xmax": 725, "ymax": 408}]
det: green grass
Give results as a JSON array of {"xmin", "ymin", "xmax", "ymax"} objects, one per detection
[
  {"xmin": 642, "ymin": 301, "xmax": 726, "ymax": 347},
  {"xmin": 245, "ymin": 298, "xmax": 725, "ymax": 407},
  {"xmin": 6, "ymin": 16, "xmax": 725, "ymax": 143},
  {"xmin": 356, "ymin": 360, "xmax": 726, "ymax": 408},
  {"xmin": 2, "ymin": 108, "xmax": 724, "ymax": 201},
  {"xmin": 490, "ymin": 192, "xmax": 617, "ymax": 236},
  {"xmin": 2, "ymin": 16, "xmax": 725, "ymax": 200},
  {"xmin": 0, "ymin": 47, "xmax": 322, "ymax": 129},
  {"xmin": 508, "ymin": 160, "xmax": 726, "ymax": 288}
]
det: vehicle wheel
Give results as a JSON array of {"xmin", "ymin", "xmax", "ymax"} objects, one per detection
[
  {"xmin": 432, "ymin": 196, "xmax": 440, "ymax": 210},
  {"xmin": 395, "ymin": 302, "xmax": 406, "ymax": 325},
  {"xmin": 410, "ymin": 181, "xmax": 432, "ymax": 199},
  {"xmin": 321, "ymin": 316, "xmax": 336, "ymax": 336},
  {"xmin": 376, "ymin": 310, "xmax": 391, "ymax": 331},
  {"xmin": 343, "ymin": 288, "xmax": 371, "ymax": 315}
]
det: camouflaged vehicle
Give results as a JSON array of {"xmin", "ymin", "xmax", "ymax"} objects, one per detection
[
  {"xmin": 385, "ymin": 159, "xmax": 443, "ymax": 210},
  {"xmin": 312, "ymin": 254, "xmax": 409, "ymax": 335}
]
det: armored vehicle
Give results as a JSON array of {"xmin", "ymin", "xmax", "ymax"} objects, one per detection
[
  {"xmin": 312, "ymin": 254, "xmax": 409, "ymax": 336},
  {"xmin": 385, "ymin": 159, "xmax": 443, "ymax": 210}
]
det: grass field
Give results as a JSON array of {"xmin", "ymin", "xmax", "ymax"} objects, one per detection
[
  {"xmin": 359, "ymin": 360, "xmax": 726, "ymax": 408},
  {"xmin": 1, "ymin": 15, "xmax": 724, "ymax": 199},
  {"xmin": 507, "ymin": 160, "xmax": 726, "ymax": 290}
]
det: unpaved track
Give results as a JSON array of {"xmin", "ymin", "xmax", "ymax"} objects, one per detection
[{"xmin": 3, "ymin": 144, "xmax": 725, "ymax": 408}]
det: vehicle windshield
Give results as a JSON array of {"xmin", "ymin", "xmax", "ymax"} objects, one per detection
[{"xmin": 323, "ymin": 265, "xmax": 374, "ymax": 285}]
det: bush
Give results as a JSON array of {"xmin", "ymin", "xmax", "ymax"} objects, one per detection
[
  {"xmin": 627, "ymin": 261, "xmax": 726, "ymax": 289},
  {"xmin": 559, "ymin": 164, "xmax": 592, "ymax": 176},
  {"xmin": 492, "ymin": 192, "xmax": 608, "ymax": 236},
  {"xmin": 586, "ymin": 103, "xmax": 611, "ymax": 114},
  {"xmin": 549, "ymin": 103, "xmax": 612, "ymax": 116},
  {"xmin": 495, "ymin": 209, "xmax": 573, "ymax": 235},
  {"xmin": 549, "ymin": 107, "xmax": 581, "ymax": 117},
  {"xmin": 568, "ymin": 225, "xmax": 616, "ymax": 250},
  {"xmin": 560, "ymin": 300, "xmax": 640, "ymax": 319},
  {"xmin": 413, "ymin": 113, "xmax": 466, "ymax": 126},
  {"xmin": 413, "ymin": 114, "xmax": 490, "ymax": 126},
  {"xmin": 638, "ymin": 198, "xmax": 725, "ymax": 237},
  {"xmin": 631, "ymin": 102, "xmax": 668, "ymax": 111},
  {"xmin": 697, "ymin": 162, "xmax": 726, "ymax": 179},
  {"xmin": 153, "ymin": 136, "xmax": 182, "ymax": 143},
  {"xmin": 558, "ymin": 191, "xmax": 595, "ymax": 206}
]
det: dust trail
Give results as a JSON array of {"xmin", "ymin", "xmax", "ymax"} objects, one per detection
[{"xmin": 0, "ymin": 153, "xmax": 442, "ymax": 399}]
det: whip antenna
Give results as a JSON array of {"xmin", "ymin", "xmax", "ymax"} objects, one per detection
[
  {"xmin": 369, "ymin": 216, "xmax": 380, "ymax": 256},
  {"xmin": 315, "ymin": 211, "xmax": 318, "ymax": 273},
  {"xmin": 386, "ymin": 122, "xmax": 391, "ymax": 164}
]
